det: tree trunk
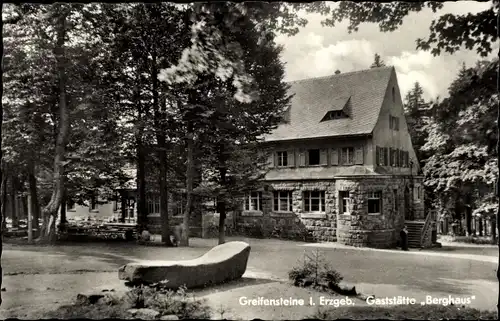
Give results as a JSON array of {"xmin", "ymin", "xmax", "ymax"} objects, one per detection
[
  {"xmin": 136, "ymin": 138, "xmax": 147, "ymax": 231},
  {"xmin": 120, "ymin": 193, "xmax": 126, "ymax": 223},
  {"xmin": 28, "ymin": 166, "xmax": 40, "ymax": 232},
  {"xmin": 465, "ymin": 208, "xmax": 472, "ymax": 236},
  {"xmin": 1, "ymin": 174, "xmax": 7, "ymax": 231},
  {"xmin": 151, "ymin": 42, "xmax": 172, "ymax": 246},
  {"xmin": 10, "ymin": 177, "xmax": 18, "ymax": 229},
  {"xmin": 60, "ymin": 191, "xmax": 66, "ymax": 230},
  {"xmin": 218, "ymin": 144, "xmax": 228, "ymax": 245},
  {"xmin": 38, "ymin": 7, "xmax": 70, "ymax": 244},
  {"xmin": 181, "ymin": 121, "xmax": 194, "ymax": 247},
  {"xmin": 479, "ymin": 217, "xmax": 484, "ymax": 236}
]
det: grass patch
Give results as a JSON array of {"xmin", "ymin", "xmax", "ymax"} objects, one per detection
[
  {"xmin": 46, "ymin": 283, "xmax": 211, "ymax": 319},
  {"xmin": 312, "ymin": 305, "xmax": 497, "ymax": 320},
  {"xmin": 439, "ymin": 235, "xmax": 497, "ymax": 245}
]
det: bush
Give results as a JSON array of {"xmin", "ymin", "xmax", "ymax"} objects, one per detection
[
  {"xmin": 288, "ymin": 249, "xmax": 343, "ymax": 291},
  {"xmin": 47, "ymin": 283, "xmax": 211, "ymax": 319}
]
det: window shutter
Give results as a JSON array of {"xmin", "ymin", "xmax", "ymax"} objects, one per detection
[
  {"xmin": 354, "ymin": 146, "xmax": 363, "ymax": 165},
  {"xmin": 320, "ymin": 149, "xmax": 328, "ymax": 165},
  {"xmin": 268, "ymin": 152, "xmax": 275, "ymax": 168},
  {"xmin": 288, "ymin": 149, "xmax": 295, "ymax": 167},
  {"xmin": 384, "ymin": 148, "xmax": 388, "ymax": 166},
  {"xmin": 299, "ymin": 150, "xmax": 306, "ymax": 167},
  {"xmin": 331, "ymin": 148, "xmax": 339, "ymax": 165},
  {"xmin": 376, "ymin": 146, "xmax": 380, "ymax": 166},
  {"xmin": 404, "ymin": 151, "xmax": 409, "ymax": 167},
  {"xmin": 395, "ymin": 148, "xmax": 400, "ymax": 167},
  {"xmin": 399, "ymin": 150, "xmax": 404, "ymax": 167}
]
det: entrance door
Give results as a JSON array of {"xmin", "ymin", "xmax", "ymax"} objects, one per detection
[{"xmin": 404, "ymin": 186, "xmax": 413, "ymax": 220}]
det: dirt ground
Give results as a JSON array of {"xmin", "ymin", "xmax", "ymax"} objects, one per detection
[{"xmin": 0, "ymin": 237, "xmax": 497, "ymax": 319}]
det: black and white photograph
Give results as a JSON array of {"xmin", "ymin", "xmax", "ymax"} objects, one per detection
[{"xmin": 0, "ymin": 1, "xmax": 498, "ymax": 319}]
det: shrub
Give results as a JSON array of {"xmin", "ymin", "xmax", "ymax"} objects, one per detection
[
  {"xmin": 288, "ymin": 249, "xmax": 343, "ymax": 291},
  {"xmin": 48, "ymin": 283, "xmax": 211, "ymax": 319}
]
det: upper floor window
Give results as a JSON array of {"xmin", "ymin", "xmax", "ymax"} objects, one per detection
[
  {"xmin": 308, "ymin": 149, "xmax": 320, "ymax": 165},
  {"xmin": 303, "ymin": 191, "xmax": 325, "ymax": 213},
  {"xmin": 277, "ymin": 151, "xmax": 288, "ymax": 167},
  {"xmin": 273, "ymin": 191, "xmax": 293, "ymax": 212},
  {"xmin": 340, "ymin": 147, "xmax": 354, "ymax": 165},
  {"xmin": 244, "ymin": 192, "xmax": 263, "ymax": 211},
  {"xmin": 368, "ymin": 191, "xmax": 382, "ymax": 214},
  {"xmin": 389, "ymin": 115, "xmax": 399, "ymax": 131},
  {"xmin": 339, "ymin": 191, "xmax": 351, "ymax": 215},
  {"xmin": 392, "ymin": 87, "xmax": 396, "ymax": 103}
]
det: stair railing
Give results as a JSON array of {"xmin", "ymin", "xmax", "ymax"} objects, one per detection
[{"xmin": 420, "ymin": 211, "xmax": 433, "ymax": 247}]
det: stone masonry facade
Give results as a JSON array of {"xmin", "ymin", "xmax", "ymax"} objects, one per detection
[{"xmin": 234, "ymin": 176, "xmax": 424, "ymax": 248}]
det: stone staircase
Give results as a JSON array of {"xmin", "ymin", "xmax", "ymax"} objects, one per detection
[{"xmin": 405, "ymin": 221, "xmax": 425, "ymax": 248}]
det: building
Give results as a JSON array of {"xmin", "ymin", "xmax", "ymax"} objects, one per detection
[{"xmin": 233, "ymin": 66, "xmax": 434, "ymax": 248}]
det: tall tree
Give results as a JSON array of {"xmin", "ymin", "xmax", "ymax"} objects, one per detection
[{"xmin": 370, "ymin": 53, "xmax": 386, "ymax": 68}]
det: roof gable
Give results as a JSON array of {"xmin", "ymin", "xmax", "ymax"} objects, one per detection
[{"xmin": 264, "ymin": 66, "xmax": 394, "ymax": 142}]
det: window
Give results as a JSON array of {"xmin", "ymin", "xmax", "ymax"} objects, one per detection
[
  {"xmin": 389, "ymin": 116, "xmax": 399, "ymax": 131},
  {"xmin": 147, "ymin": 196, "xmax": 160, "ymax": 214},
  {"xmin": 368, "ymin": 191, "xmax": 382, "ymax": 214},
  {"xmin": 378, "ymin": 147, "xmax": 385, "ymax": 165},
  {"xmin": 415, "ymin": 186, "xmax": 422, "ymax": 201},
  {"xmin": 393, "ymin": 189, "xmax": 398, "ymax": 212},
  {"xmin": 339, "ymin": 191, "xmax": 351, "ymax": 214},
  {"xmin": 308, "ymin": 149, "xmax": 320, "ymax": 165},
  {"xmin": 391, "ymin": 148, "xmax": 398, "ymax": 166},
  {"xmin": 273, "ymin": 191, "xmax": 293, "ymax": 212},
  {"xmin": 392, "ymin": 87, "xmax": 395, "ymax": 103},
  {"xmin": 341, "ymin": 147, "xmax": 354, "ymax": 165},
  {"xmin": 277, "ymin": 151, "xmax": 288, "ymax": 167},
  {"xmin": 173, "ymin": 193, "xmax": 186, "ymax": 216},
  {"xmin": 303, "ymin": 191, "xmax": 325, "ymax": 213},
  {"xmin": 244, "ymin": 192, "xmax": 263, "ymax": 211},
  {"xmin": 113, "ymin": 198, "xmax": 122, "ymax": 212}
]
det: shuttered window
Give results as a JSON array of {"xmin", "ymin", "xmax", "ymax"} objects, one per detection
[
  {"xmin": 287, "ymin": 150, "xmax": 295, "ymax": 167},
  {"xmin": 330, "ymin": 148, "xmax": 339, "ymax": 165},
  {"xmin": 395, "ymin": 148, "xmax": 400, "ymax": 167},
  {"xmin": 320, "ymin": 149, "xmax": 328, "ymax": 165},
  {"xmin": 268, "ymin": 152, "xmax": 275, "ymax": 168},
  {"xmin": 299, "ymin": 150, "xmax": 306, "ymax": 167},
  {"xmin": 354, "ymin": 146, "xmax": 363, "ymax": 164},
  {"xmin": 384, "ymin": 148, "xmax": 389, "ymax": 166}
]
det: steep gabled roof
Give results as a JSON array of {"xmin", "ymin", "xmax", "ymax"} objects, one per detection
[{"xmin": 264, "ymin": 66, "xmax": 394, "ymax": 142}]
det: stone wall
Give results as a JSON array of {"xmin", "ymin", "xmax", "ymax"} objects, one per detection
[{"xmin": 234, "ymin": 176, "xmax": 422, "ymax": 247}]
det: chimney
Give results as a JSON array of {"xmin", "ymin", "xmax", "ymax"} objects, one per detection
[{"xmin": 335, "ymin": 70, "xmax": 341, "ymax": 74}]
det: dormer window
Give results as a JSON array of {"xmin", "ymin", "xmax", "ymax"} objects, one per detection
[
  {"xmin": 392, "ymin": 87, "xmax": 396, "ymax": 103},
  {"xmin": 321, "ymin": 110, "xmax": 347, "ymax": 121}
]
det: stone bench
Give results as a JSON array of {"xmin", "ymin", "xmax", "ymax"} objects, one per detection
[{"xmin": 118, "ymin": 241, "xmax": 251, "ymax": 289}]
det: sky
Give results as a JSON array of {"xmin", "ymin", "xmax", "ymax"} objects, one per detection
[{"xmin": 275, "ymin": 1, "xmax": 497, "ymax": 101}]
